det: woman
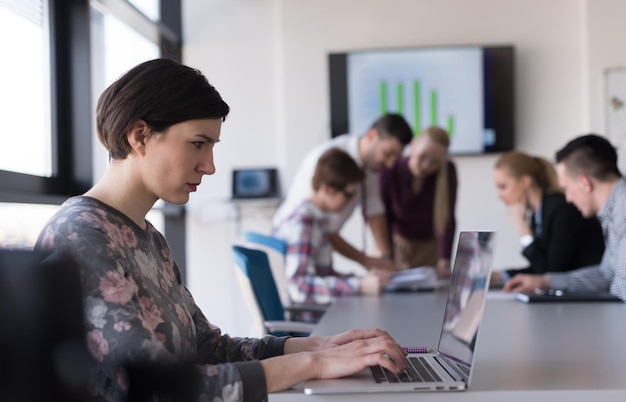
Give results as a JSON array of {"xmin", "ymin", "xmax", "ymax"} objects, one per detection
[
  {"xmin": 492, "ymin": 151, "xmax": 605, "ymax": 285},
  {"xmin": 379, "ymin": 126, "xmax": 457, "ymax": 278},
  {"xmin": 34, "ymin": 59, "xmax": 407, "ymax": 402}
]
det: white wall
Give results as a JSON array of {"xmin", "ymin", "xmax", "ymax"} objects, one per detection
[
  {"xmin": 585, "ymin": 0, "xmax": 626, "ymax": 173},
  {"xmin": 181, "ymin": 0, "xmax": 621, "ymax": 336}
]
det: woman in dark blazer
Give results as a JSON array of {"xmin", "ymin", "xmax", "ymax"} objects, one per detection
[{"xmin": 492, "ymin": 151, "xmax": 605, "ymax": 284}]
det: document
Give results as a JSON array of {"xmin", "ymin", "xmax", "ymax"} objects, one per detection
[{"xmin": 385, "ymin": 266, "xmax": 448, "ymax": 291}]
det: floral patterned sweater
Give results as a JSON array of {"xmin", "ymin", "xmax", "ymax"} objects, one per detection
[{"xmin": 35, "ymin": 196, "xmax": 286, "ymax": 402}]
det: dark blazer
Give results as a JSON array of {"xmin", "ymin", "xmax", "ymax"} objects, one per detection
[{"xmin": 507, "ymin": 191, "xmax": 605, "ymax": 276}]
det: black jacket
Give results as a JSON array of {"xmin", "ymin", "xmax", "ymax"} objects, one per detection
[{"xmin": 507, "ymin": 191, "xmax": 605, "ymax": 276}]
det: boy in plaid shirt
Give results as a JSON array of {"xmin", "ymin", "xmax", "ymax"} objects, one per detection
[{"xmin": 273, "ymin": 148, "xmax": 392, "ymax": 321}]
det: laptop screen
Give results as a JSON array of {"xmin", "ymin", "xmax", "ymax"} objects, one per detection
[{"xmin": 437, "ymin": 231, "xmax": 495, "ymax": 370}]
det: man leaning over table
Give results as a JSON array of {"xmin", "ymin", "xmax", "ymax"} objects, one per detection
[{"xmin": 504, "ymin": 134, "xmax": 626, "ymax": 301}]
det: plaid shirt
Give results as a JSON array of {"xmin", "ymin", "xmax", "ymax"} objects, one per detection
[
  {"xmin": 549, "ymin": 178, "xmax": 626, "ymax": 300},
  {"xmin": 273, "ymin": 200, "xmax": 360, "ymax": 307}
]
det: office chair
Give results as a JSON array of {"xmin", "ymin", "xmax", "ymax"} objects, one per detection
[
  {"xmin": 231, "ymin": 245, "xmax": 315, "ymax": 337},
  {"xmin": 242, "ymin": 231, "xmax": 290, "ymax": 306},
  {"xmin": 242, "ymin": 231, "xmax": 328, "ymax": 320}
]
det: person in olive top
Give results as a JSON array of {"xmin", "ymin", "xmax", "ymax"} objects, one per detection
[{"xmin": 491, "ymin": 150, "xmax": 605, "ymax": 287}]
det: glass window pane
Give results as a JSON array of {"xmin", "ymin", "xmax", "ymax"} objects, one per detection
[
  {"xmin": 91, "ymin": 8, "xmax": 160, "ymax": 181},
  {"xmin": 0, "ymin": 201, "xmax": 163, "ymax": 248},
  {"xmin": 0, "ymin": 203, "xmax": 59, "ymax": 248},
  {"xmin": 0, "ymin": 0, "xmax": 51, "ymax": 177},
  {"xmin": 128, "ymin": 0, "xmax": 160, "ymax": 22},
  {"xmin": 90, "ymin": 4, "xmax": 163, "ymax": 231}
]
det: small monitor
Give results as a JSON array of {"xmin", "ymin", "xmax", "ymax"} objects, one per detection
[{"xmin": 231, "ymin": 168, "xmax": 280, "ymax": 200}]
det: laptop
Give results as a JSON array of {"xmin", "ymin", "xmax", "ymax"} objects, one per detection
[
  {"xmin": 516, "ymin": 289, "xmax": 622, "ymax": 303},
  {"xmin": 304, "ymin": 231, "xmax": 496, "ymax": 394}
]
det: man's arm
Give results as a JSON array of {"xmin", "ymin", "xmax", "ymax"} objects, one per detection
[
  {"xmin": 329, "ymin": 232, "xmax": 395, "ymax": 271},
  {"xmin": 366, "ymin": 214, "xmax": 392, "ymax": 258}
]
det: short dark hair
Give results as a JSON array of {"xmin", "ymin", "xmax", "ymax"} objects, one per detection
[
  {"xmin": 312, "ymin": 148, "xmax": 365, "ymax": 191},
  {"xmin": 96, "ymin": 58, "xmax": 230, "ymax": 160},
  {"xmin": 370, "ymin": 113, "xmax": 413, "ymax": 146},
  {"xmin": 555, "ymin": 134, "xmax": 621, "ymax": 181}
]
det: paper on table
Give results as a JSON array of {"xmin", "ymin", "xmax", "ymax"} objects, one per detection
[{"xmin": 385, "ymin": 266, "xmax": 447, "ymax": 291}]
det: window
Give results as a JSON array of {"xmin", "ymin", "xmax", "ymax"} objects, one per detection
[
  {"xmin": 128, "ymin": 0, "xmax": 160, "ymax": 22},
  {"xmin": 0, "ymin": 1, "xmax": 182, "ymax": 262},
  {"xmin": 0, "ymin": 0, "xmax": 51, "ymax": 176},
  {"xmin": 90, "ymin": 4, "xmax": 161, "ymax": 183}
]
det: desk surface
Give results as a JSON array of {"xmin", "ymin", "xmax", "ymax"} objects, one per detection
[{"xmin": 270, "ymin": 291, "xmax": 626, "ymax": 401}]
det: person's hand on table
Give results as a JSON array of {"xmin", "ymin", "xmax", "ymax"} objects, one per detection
[
  {"xmin": 502, "ymin": 273, "xmax": 550, "ymax": 293},
  {"xmin": 360, "ymin": 269, "xmax": 393, "ymax": 294},
  {"xmin": 436, "ymin": 258, "xmax": 451, "ymax": 279}
]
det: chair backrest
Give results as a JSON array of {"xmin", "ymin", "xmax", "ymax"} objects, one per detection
[
  {"xmin": 231, "ymin": 245, "xmax": 286, "ymax": 324},
  {"xmin": 242, "ymin": 231, "xmax": 290, "ymax": 307},
  {"xmin": 232, "ymin": 259, "xmax": 267, "ymax": 338},
  {"xmin": 243, "ymin": 231, "xmax": 287, "ymax": 255}
]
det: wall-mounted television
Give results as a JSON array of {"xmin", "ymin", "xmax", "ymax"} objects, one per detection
[{"xmin": 329, "ymin": 45, "xmax": 515, "ymax": 155}]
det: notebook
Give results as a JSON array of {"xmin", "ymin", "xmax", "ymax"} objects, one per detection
[
  {"xmin": 516, "ymin": 289, "xmax": 622, "ymax": 303},
  {"xmin": 384, "ymin": 266, "xmax": 449, "ymax": 292},
  {"xmin": 304, "ymin": 231, "xmax": 496, "ymax": 394}
]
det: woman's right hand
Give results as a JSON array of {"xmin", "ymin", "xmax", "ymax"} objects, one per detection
[
  {"xmin": 265, "ymin": 329, "xmax": 408, "ymax": 393},
  {"xmin": 507, "ymin": 202, "xmax": 532, "ymax": 236},
  {"xmin": 309, "ymin": 330, "xmax": 408, "ymax": 380}
]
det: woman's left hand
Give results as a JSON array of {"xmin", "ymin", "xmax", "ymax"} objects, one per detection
[
  {"xmin": 507, "ymin": 202, "xmax": 531, "ymax": 236},
  {"xmin": 436, "ymin": 258, "xmax": 451, "ymax": 279},
  {"xmin": 314, "ymin": 328, "xmax": 399, "ymax": 350}
]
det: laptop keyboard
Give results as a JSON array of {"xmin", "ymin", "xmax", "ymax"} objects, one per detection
[
  {"xmin": 456, "ymin": 363, "xmax": 470, "ymax": 376},
  {"xmin": 370, "ymin": 356, "xmax": 443, "ymax": 383}
]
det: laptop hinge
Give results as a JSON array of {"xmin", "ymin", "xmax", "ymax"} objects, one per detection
[{"xmin": 435, "ymin": 355, "xmax": 467, "ymax": 383}]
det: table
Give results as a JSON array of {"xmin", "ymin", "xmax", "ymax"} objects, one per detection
[{"xmin": 270, "ymin": 290, "xmax": 626, "ymax": 401}]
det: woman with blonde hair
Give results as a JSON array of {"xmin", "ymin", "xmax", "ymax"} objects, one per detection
[
  {"xmin": 379, "ymin": 126, "xmax": 457, "ymax": 278},
  {"xmin": 492, "ymin": 150, "xmax": 605, "ymax": 285}
]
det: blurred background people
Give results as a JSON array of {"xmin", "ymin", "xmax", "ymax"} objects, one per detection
[
  {"xmin": 379, "ymin": 126, "xmax": 457, "ymax": 278},
  {"xmin": 504, "ymin": 134, "xmax": 626, "ymax": 300},
  {"xmin": 273, "ymin": 148, "xmax": 392, "ymax": 322},
  {"xmin": 492, "ymin": 150, "xmax": 604, "ymax": 287},
  {"xmin": 273, "ymin": 113, "xmax": 413, "ymax": 272}
]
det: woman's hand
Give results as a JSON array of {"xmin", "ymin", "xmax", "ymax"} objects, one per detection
[
  {"xmin": 267, "ymin": 329, "xmax": 408, "ymax": 393},
  {"xmin": 310, "ymin": 334, "xmax": 408, "ymax": 380},
  {"xmin": 436, "ymin": 259, "xmax": 451, "ymax": 279},
  {"xmin": 507, "ymin": 202, "xmax": 532, "ymax": 236}
]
